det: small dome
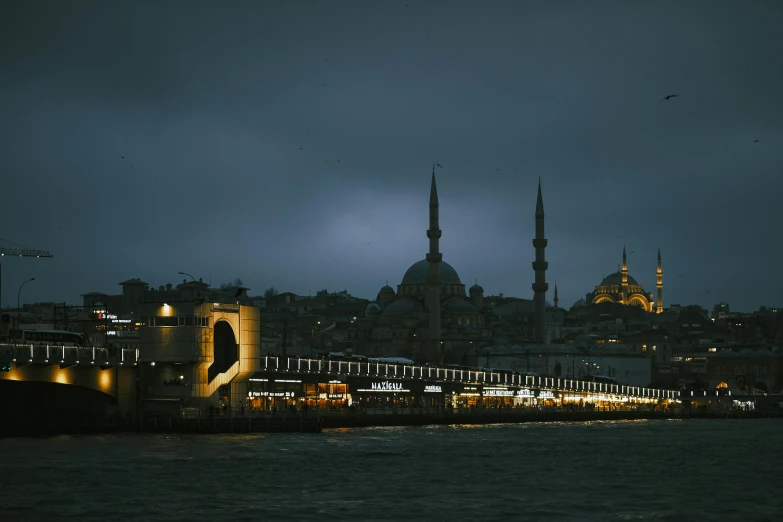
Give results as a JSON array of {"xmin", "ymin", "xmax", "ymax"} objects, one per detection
[
  {"xmin": 379, "ymin": 285, "xmax": 395, "ymax": 294},
  {"xmin": 571, "ymin": 299, "xmax": 587, "ymax": 310},
  {"xmin": 366, "ymin": 302, "xmax": 381, "ymax": 312},
  {"xmin": 381, "ymin": 298, "xmax": 423, "ymax": 316},
  {"xmin": 469, "ymin": 283, "xmax": 484, "ymax": 294},
  {"xmin": 401, "ymin": 259, "xmax": 462, "ymax": 286},
  {"xmin": 445, "ymin": 298, "xmax": 480, "ymax": 314}
]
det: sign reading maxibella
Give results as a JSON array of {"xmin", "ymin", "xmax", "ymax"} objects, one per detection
[
  {"xmin": 357, "ymin": 381, "xmax": 412, "ymax": 393},
  {"xmin": 372, "ymin": 381, "xmax": 404, "ymax": 391}
]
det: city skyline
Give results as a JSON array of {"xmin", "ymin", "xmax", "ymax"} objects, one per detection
[{"xmin": 1, "ymin": 0, "xmax": 781, "ymax": 312}]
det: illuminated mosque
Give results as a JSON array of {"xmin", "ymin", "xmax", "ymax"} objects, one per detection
[{"xmin": 584, "ymin": 247, "xmax": 663, "ymax": 313}]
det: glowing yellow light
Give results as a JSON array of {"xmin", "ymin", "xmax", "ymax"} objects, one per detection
[
  {"xmin": 55, "ymin": 371, "xmax": 69, "ymax": 384},
  {"xmin": 99, "ymin": 371, "xmax": 111, "ymax": 391}
]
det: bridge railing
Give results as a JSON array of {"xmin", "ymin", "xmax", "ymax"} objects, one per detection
[
  {"xmin": 257, "ymin": 356, "xmax": 681, "ymax": 400},
  {"xmin": 0, "ymin": 343, "xmax": 138, "ymax": 367}
]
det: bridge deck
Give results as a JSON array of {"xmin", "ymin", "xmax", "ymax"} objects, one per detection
[{"xmin": 256, "ymin": 356, "xmax": 680, "ymax": 400}]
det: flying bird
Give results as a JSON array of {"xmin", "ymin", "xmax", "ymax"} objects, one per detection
[
  {"xmin": 753, "ymin": 139, "xmax": 759, "ymax": 143},
  {"xmin": 658, "ymin": 94, "xmax": 680, "ymax": 103}
]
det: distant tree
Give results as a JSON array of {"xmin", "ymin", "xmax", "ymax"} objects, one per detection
[
  {"xmin": 264, "ymin": 287, "xmax": 279, "ymax": 298},
  {"xmin": 220, "ymin": 278, "xmax": 244, "ymax": 290}
]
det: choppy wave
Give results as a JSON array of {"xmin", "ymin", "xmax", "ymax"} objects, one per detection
[{"xmin": 1, "ymin": 419, "xmax": 781, "ymax": 521}]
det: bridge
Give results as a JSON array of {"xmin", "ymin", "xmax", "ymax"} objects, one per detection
[
  {"xmin": 253, "ymin": 355, "xmax": 681, "ymax": 401},
  {"xmin": 0, "ymin": 343, "xmax": 139, "ymax": 403}
]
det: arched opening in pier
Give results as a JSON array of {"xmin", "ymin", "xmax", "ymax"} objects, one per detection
[{"xmin": 209, "ymin": 320, "xmax": 238, "ymax": 382}]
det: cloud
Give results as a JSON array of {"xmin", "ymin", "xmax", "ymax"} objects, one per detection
[{"xmin": 1, "ymin": 0, "xmax": 781, "ymax": 312}]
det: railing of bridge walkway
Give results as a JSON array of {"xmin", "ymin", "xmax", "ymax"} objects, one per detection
[{"xmin": 0, "ymin": 343, "xmax": 138, "ymax": 366}]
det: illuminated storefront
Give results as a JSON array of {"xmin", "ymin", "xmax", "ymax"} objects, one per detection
[
  {"xmin": 454, "ymin": 384, "xmax": 482, "ymax": 407},
  {"xmin": 481, "ymin": 386, "xmax": 515, "ymax": 407},
  {"xmin": 245, "ymin": 376, "xmax": 304, "ymax": 411},
  {"xmin": 314, "ymin": 379, "xmax": 349, "ymax": 409},
  {"xmin": 349, "ymin": 377, "xmax": 417, "ymax": 408}
]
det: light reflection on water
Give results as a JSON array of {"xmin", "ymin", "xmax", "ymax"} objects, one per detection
[{"xmin": 1, "ymin": 419, "xmax": 781, "ymax": 521}]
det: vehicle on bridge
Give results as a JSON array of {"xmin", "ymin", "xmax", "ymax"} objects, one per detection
[
  {"xmin": 584, "ymin": 375, "xmax": 619, "ymax": 385},
  {"xmin": 19, "ymin": 329, "xmax": 92, "ymax": 347}
]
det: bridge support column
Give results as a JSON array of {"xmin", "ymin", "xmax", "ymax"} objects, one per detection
[{"xmin": 231, "ymin": 380, "xmax": 248, "ymax": 415}]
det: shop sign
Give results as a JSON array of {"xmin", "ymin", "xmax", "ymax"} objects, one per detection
[
  {"xmin": 327, "ymin": 393, "xmax": 344, "ymax": 399},
  {"xmin": 483, "ymin": 389, "xmax": 514, "ymax": 397},
  {"xmin": 538, "ymin": 390, "xmax": 555, "ymax": 399},
  {"xmin": 248, "ymin": 391, "xmax": 293, "ymax": 398},
  {"xmin": 424, "ymin": 385, "xmax": 442, "ymax": 393},
  {"xmin": 516, "ymin": 389, "xmax": 535, "ymax": 398},
  {"xmin": 371, "ymin": 381, "xmax": 403, "ymax": 391}
]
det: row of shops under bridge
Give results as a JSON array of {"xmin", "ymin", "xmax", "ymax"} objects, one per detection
[{"xmin": 241, "ymin": 373, "xmax": 670, "ymax": 412}]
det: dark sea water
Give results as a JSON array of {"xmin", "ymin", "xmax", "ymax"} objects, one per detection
[{"xmin": 1, "ymin": 419, "xmax": 780, "ymax": 521}]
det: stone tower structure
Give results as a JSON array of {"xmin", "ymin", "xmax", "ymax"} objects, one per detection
[
  {"xmin": 532, "ymin": 179, "xmax": 548, "ymax": 343},
  {"xmin": 656, "ymin": 248, "xmax": 663, "ymax": 314},
  {"xmin": 469, "ymin": 281, "xmax": 484, "ymax": 310},
  {"xmin": 553, "ymin": 282, "xmax": 559, "ymax": 309},
  {"xmin": 425, "ymin": 168, "xmax": 443, "ymax": 361}
]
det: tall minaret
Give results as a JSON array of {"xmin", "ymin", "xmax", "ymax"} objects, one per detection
[
  {"xmin": 425, "ymin": 167, "xmax": 443, "ymax": 361},
  {"xmin": 532, "ymin": 179, "xmax": 548, "ymax": 344},
  {"xmin": 553, "ymin": 282, "xmax": 559, "ymax": 309},
  {"xmin": 656, "ymin": 248, "xmax": 663, "ymax": 314},
  {"xmin": 621, "ymin": 246, "xmax": 629, "ymax": 303}
]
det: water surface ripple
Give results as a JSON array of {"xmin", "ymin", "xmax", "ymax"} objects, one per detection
[{"xmin": 1, "ymin": 419, "xmax": 780, "ymax": 521}]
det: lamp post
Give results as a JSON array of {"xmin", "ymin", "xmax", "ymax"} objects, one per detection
[
  {"xmin": 17, "ymin": 277, "xmax": 35, "ymax": 331},
  {"xmin": 178, "ymin": 271, "xmax": 196, "ymax": 282}
]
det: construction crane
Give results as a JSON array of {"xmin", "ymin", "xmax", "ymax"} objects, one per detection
[{"xmin": 0, "ymin": 240, "xmax": 54, "ymax": 320}]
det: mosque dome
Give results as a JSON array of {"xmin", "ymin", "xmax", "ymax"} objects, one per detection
[
  {"xmin": 379, "ymin": 285, "xmax": 395, "ymax": 294},
  {"xmin": 401, "ymin": 259, "xmax": 462, "ymax": 286},
  {"xmin": 598, "ymin": 272, "xmax": 641, "ymax": 286},
  {"xmin": 599, "ymin": 272, "xmax": 640, "ymax": 287},
  {"xmin": 571, "ymin": 298, "xmax": 587, "ymax": 310},
  {"xmin": 381, "ymin": 298, "xmax": 424, "ymax": 316},
  {"xmin": 366, "ymin": 302, "xmax": 381, "ymax": 312},
  {"xmin": 469, "ymin": 283, "xmax": 484, "ymax": 294}
]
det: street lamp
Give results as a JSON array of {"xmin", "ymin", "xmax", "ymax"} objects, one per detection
[
  {"xmin": 178, "ymin": 271, "xmax": 196, "ymax": 282},
  {"xmin": 17, "ymin": 277, "xmax": 35, "ymax": 331}
]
